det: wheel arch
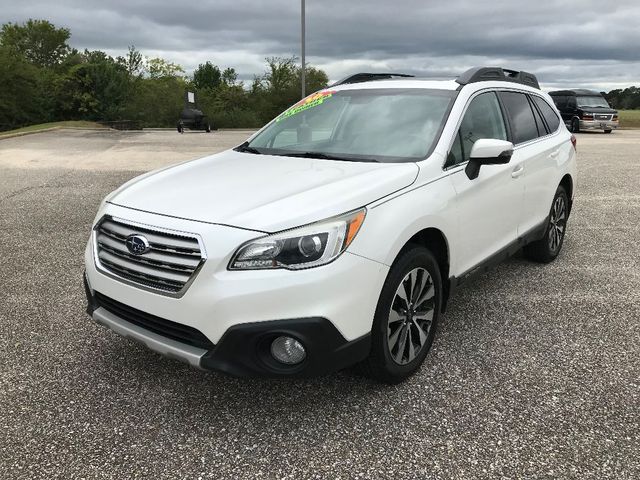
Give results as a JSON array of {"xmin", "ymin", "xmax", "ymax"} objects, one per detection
[
  {"xmin": 396, "ymin": 227, "xmax": 451, "ymax": 312},
  {"xmin": 560, "ymin": 173, "xmax": 573, "ymax": 214}
]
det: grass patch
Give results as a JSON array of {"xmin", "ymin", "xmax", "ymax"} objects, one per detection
[
  {"xmin": 618, "ymin": 110, "xmax": 640, "ymax": 129},
  {"xmin": 0, "ymin": 121, "xmax": 106, "ymax": 137}
]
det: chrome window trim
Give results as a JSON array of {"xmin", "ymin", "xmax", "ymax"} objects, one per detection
[{"xmin": 92, "ymin": 215, "xmax": 207, "ymax": 298}]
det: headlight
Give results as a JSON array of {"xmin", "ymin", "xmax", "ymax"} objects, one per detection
[{"xmin": 229, "ymin": 209, "xmax": 366, "ymax": 270}]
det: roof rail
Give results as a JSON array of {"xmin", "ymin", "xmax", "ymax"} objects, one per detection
[
  {"xmin": 330, "ymin": 72, "xmax": 415, "ymax": 87},
  {"xmin": 456, "ymin": 67, "xmax": 540, "ymax": 89}
]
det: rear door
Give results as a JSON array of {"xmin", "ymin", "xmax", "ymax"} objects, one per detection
[
  {"xmin": 524, "ymin": 95, "xmax": 567, "ymax": 228},
  {"xmin": 497, "ymin": 91, "xmax": 563, "ymax": 235}
]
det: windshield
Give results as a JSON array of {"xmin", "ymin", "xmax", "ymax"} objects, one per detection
[
  {"xmin": 246, "ymin": 88, "xmax": 456, "ymax": 163},
  {"xmin": 577, "ymin": 96, "xmax": 610, "ymax": 108}
]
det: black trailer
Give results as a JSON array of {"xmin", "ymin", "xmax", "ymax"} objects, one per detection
[
  {"xmin": 177, "ymin": 107, "xmax": 211, "ymax": 133},
  {"xmin": 177, "ymin": 91, "xmax": 213, "ymax": 133}
]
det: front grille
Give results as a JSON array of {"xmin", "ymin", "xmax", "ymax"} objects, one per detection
[
  {"xmin": 595, "ymin": 114, "xmax": 612, "ymax": 121},
  {"xmin": 95, "ymin": 217, "xmax": 204, "ymax": 295},
  {"xmin": 95, "ymin": 292, "xmax": 214, "ymax": 350}
]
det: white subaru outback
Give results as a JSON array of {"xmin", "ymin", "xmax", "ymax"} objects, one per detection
[{"xmin": 84, "ymin": 67, "xmax": 577, "ymax": 383}]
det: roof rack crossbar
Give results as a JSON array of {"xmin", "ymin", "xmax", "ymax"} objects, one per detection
[
  {"xmin": 330, "ymin": 72, "xmax": 415, "ymax": 87},
  {"xmin": 456, "ymin": 67, "xmax": 540, "ymax": 89}
]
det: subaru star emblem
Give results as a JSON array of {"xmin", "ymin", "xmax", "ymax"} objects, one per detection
[{"xmin": 125, "ymin": 234, "xmax": 150, "ymax": 255}]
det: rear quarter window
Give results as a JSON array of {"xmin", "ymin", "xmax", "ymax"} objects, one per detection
[{"xmin": 532, "ymin": 96, "xmax": 561, "ymax": 132}]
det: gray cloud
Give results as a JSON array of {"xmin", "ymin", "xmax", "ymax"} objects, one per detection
[{"xmin": 2, "ymin": 0, "xmax": 639, "ymax": 90}]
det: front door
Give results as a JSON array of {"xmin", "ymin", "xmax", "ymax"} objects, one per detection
[{"xmin": 446, "ymin": 91, "xmax": 525, "ymax": 275}]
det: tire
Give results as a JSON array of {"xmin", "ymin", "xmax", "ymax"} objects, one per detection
[
  {"xmin": 524, "ymin": 185, "xmax": 569, "ymax": 263},
  {"xmin": 604, "ymin": 129, "xmax": 612, "ymax": 134},
  {"xmin": 205, "ymin": 124, "xmax": 211, "ymax": 133},
  {"xmin": 359, "ymin": 246, "xmax": 442, "ymax": 383},
  {"xmin": 571, "ymin": 118, "xmax": 580, "ymax": 133},
  {"xmin": 177, "ymin": 124, "xmax": 184, "ymax": 134}
]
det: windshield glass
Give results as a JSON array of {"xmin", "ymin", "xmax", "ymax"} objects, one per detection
[
  {"xmin": 577, "ymin": 96, "xmax": 610, "ymax": 108},
  {"xmin": 247, "ymin": 88, "xmax": 456, "ymax": 163}
]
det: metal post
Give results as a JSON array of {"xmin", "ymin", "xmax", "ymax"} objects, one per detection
[{"xmin": 301, "ymin": 0, "xmax": 306, "ymax": 99}]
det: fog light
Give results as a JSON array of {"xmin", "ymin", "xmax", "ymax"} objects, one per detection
[{"xmin": 270, "ymin": 336, "xmax": 306, "ymax": 365}]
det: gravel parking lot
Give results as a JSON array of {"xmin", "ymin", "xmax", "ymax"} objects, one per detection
[{"xmin": 1, "ymin": 129, "xmax": 638, "ymax": 479}]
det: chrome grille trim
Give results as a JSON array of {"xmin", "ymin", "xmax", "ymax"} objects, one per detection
[{"xmin": 93, "ymin": 216, "xmax": 207, "ymax": 297}]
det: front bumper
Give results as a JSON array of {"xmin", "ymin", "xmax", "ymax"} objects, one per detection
[
  {"xmin": 84, "ymin": 204, "xmax": 388, "ymax": 376},
  {"xmin": 579, "ymin": 119, "xmax": 618, "ymax": 131},
  {"xmin": 85, "ymin": 274, "xmax": 371, "ymax": 376}
]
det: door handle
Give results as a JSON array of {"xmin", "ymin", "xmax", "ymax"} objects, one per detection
[
  {"xmin": 511, "ymin": 165, "xmax": 524, "ymax": 178},
  {"xmin": 550, "ymin": 150, "xmax": 559, "ymax": 158}
]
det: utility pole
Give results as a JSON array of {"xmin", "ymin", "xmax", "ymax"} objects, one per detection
[{"xmin": 301, "ymin": 0, "xmax": 306, "ymax": 99}]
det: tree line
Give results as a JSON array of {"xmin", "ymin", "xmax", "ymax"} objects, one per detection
[
  {"xmin": 603, "ymin": 87, "xmax": 640, "ymax": 110},
  {"xmin": 2, "ymin": 19, "xmax": 639, "ymax": 132},
  {"xmin": 0, "ymin": 19, "xmax": 329, "ymax": 131}
]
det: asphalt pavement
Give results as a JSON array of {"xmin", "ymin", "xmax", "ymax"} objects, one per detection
[{"xmin": 0, "ymin": 129, "xmax": 638, "ymax": 479}]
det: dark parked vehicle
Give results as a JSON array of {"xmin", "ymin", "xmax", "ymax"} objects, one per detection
[
  {"xmin": 177, "ymin": 107, "xmax": 212, "ymax": 134},
  {"xmin": 549, "ymin": 89, "xmax": 618, "ymax": 133}
]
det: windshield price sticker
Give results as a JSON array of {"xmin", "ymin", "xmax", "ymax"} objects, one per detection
[{"xmin": 276, "ymin": 90, "xmax": 336, "ymax": 122}]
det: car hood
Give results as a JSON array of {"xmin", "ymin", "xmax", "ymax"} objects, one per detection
[{"xmin": 108, "ymin": 150, "xmax": 419, "ymax": 232}]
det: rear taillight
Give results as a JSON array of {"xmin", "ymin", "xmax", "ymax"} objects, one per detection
[{"xmin": 570, "ymin": 134, "xmax": 577, "ymax": 151}]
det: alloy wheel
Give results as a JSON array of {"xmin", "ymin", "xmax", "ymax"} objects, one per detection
[
  {"xmin": 387, "ymin": 267, "xmax": 435, "ymax": 365},
  {"xmin": 548, "ymin": 195, "xmax": 567, "ymax": 251}
]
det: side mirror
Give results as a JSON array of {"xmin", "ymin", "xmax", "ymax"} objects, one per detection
[{"xmin": 465, "ymin": 139, "xmax": 514, "ymax": 180}]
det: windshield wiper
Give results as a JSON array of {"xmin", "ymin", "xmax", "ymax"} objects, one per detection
[
  {"xmin": 234, "ymin": 142, "xmax": 262, "ymax": 155},
  {"xmin": 273, "ymin": 151, "xmax": 378, "ymax": 162}
]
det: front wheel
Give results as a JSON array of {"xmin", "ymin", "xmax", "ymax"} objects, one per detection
[
  {"xmin": 359, "ymin": 247, "xmax": 441, "ymax": 383},
  {"xmin": 570, "ymin": 118, "xmax": 580, "ymax": 133},
  {"xmin": 524, "ymin": 185, "xmax": 569, "ymax": 263},
  {"xmin": 604, "ymin": 129, "xmax": 612, "ymax": 134}
]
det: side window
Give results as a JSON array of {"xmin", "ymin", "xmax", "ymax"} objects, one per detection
[
  {"xmin": 532, "ymin": 96, "xmax": 561, "ymax": 132},
  {"xmin": 447, "ymin": 130, "xmax": 464, "ymax": 166},
  {"xmin": 447, "ymin": 92, "xmax": 507, "ymax": 166},
  {"xmin": 529, "ymin": 96, "xmax": 548, "ymax": 136},
  {"xmin": 499, "ymin": 91, "xmax": 539, "ymax": 144}
]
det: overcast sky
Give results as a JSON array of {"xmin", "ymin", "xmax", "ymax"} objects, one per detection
[{"xmin": 2, "ymin": 0, "xmax": 639, "ymax": 91}]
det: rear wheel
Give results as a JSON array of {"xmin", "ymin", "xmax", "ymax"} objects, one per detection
[
  {"xmin": 360, "ymin": 247, "xmax": 441, "ymax": 383},
  {"xmin": 524, "ymin": 185, "xmax": 569, "ymax": 263},
  {"xmin": 177, "ymin": 123, "xmax": 184, "ymax": 134}
]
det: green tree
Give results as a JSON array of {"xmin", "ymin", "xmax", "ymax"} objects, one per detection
[
  {"xmin": 193, "ymin": 61, "xmax": 221, "ymax": 90},
  {"xmin": 221, "ymin": 67, "xmax": 238, "ymax": 86},
  {"xmin": 146, "ymin": 57, "xmax": 184, "ymax": 79},
  {"xmin": 0, "ymin": 19, "xmax": 70, "ymax": 67},
  {"xmin": 123, "ymin": 75, "xmax": 187, "ymax": 127},
  {"xmin": 0, "ymin": 19, "xmax": 332, "ymax": 131},
  {"xmin": 254, "ymin": 56, "xmax": 329, "ymax": 122},
  {"xmin": 0, "ymin": 46, "xmax": 43, "ymax": 129},
  {"xmin": 117, "ymin": 45, "xmax": 144, "ymax": 77},
  {"xmin": 301, "ymin": 66, "xmax": 329, "ymax": 96},
  {"xmin": 59, "ymin": 50, "xmax": 129, "ymax": 120},
  {"xmin": 604, "ymin": 86, "xmax": 640, "ymax": 110}
]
